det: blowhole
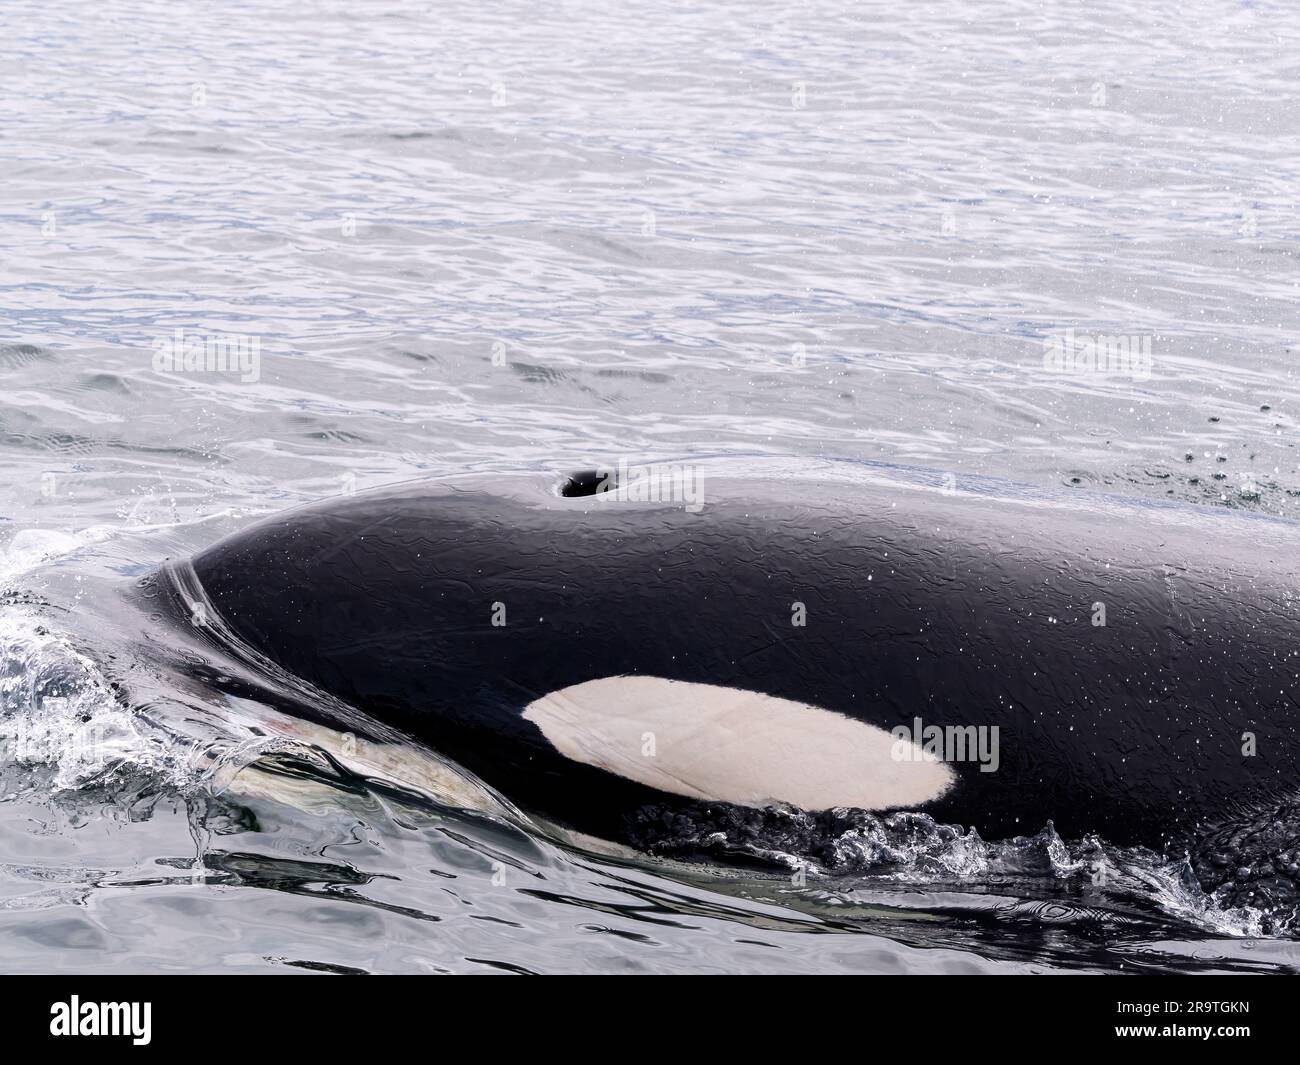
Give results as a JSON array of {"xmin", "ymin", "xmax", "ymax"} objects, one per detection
[{"xmin": 559, "ymin": 469, "xmax": 617, "ymax": 497}]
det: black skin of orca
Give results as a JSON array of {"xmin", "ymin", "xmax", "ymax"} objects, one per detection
[{"xmin": 148, "ymin": 467, "xmax": 1300, "ymax": 877}]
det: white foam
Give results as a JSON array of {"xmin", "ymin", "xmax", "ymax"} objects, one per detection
[{"xmin": 0, "ymin": 617, "xmax": 166, "ymax": 792}]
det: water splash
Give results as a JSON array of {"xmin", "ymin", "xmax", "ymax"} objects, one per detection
[
  {"xmin": 0, "ymin": 617, "xmax": 165, "ymax": 794},
  {"xmin": 629, "ymin": 802, "xmax": 1284, "ymax": 937}
]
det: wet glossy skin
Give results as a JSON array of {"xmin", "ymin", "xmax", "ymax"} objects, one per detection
[{"xmin": 154, "ymin": 467, "xmax": 1300, "ymax": 848}]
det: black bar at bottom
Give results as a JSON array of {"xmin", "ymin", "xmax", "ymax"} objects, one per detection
[{"xmin": 0, "ymin": 973, "xmax": 1282, "ymax": 1051}]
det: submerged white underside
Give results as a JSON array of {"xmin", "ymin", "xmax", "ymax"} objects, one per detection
[
  {"xmin": 215, "ymin": 710, "xmax": 517, "ymax": 819},
  {"xmin": 523, "ymin": 675, "xmax": 954, "ymax": 811}
]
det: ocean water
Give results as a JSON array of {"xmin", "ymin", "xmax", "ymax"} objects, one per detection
[{"xmin": 3, "ymin": 0, "xmax": 1300, "ymax": 973}]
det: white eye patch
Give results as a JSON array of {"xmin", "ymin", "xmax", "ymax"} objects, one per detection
[{"xmin": 523, "ymin": 676, "xmax": 954, "ymax": 811}]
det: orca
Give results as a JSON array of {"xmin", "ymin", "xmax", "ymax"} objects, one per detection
[{"xmin": 140, "ymin": 461, "xmax": 1300, "ymax": 876}]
